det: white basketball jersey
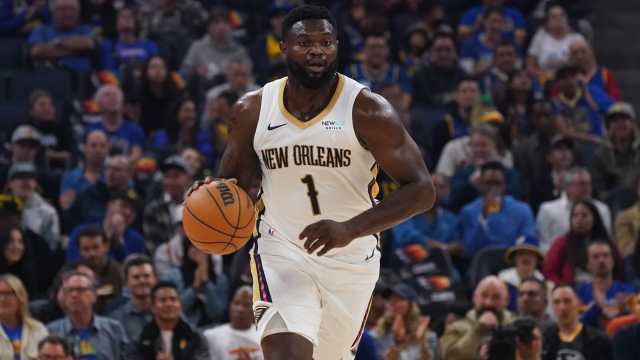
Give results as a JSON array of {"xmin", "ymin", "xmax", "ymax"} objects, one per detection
[{"xmin": 253, "ymin": 74, "xmax": 379, "ymax": 261}]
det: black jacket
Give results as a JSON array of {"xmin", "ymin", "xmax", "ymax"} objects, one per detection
[
  {"xmin": 543, "ymin": 323, "xmax": 613, "ymax": 360},
  {"xmin": 127, "ymin": 318, "xmax": 209, "ymax": 360}
]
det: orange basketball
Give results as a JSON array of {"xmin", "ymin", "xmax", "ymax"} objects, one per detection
[{"xmin": 182, "ymin": 180, "xmax": 255, "ymax": 255}]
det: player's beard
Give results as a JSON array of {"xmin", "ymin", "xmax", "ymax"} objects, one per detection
[{"xmin": 287, "ymin": 58, "xmax": 338, "ymax": 89}]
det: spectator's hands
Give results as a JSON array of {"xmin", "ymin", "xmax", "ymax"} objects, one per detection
[
  {"xmin": 59, "ymin": 190, "xmax": 76, "ymax": 210},
  {"xmin": 477, "ymin": 311, "xmax": 498, "ymax": 332},
  {"xmin": 105, "ymin": 212, "xmax": 126, "ymax": 241},
  {"xmin": 59, "ymin": 36, "xmax": 95, "ymax": 51},
  {"xmin": 416, "ymin": 316, "xmax": 431, "ymax": 343},
  {"xmin": 299, "ymin": 220, "xmax": 354, "ymax": 256},
  {"xmin": 391, "ymin": 314, "xmax": 407, "ymax": 345}
]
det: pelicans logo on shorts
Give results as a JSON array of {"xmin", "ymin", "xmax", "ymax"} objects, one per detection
[{"xmin": 254, "ymin": 304, "xmax": 269, "ymax": 323}]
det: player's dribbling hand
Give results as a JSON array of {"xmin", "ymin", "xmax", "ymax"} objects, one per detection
[
  {"xmin": 185, "ymin": 176, "xmax": 237, "ymax": 198},
  {"xmin": 299, "ymin": 219, "xmax": 354, "ymax": 256}
]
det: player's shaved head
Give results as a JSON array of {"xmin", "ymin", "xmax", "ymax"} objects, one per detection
[{"xmin": 474, "ymin": 275, "xmax": 509, "ymax": 314}]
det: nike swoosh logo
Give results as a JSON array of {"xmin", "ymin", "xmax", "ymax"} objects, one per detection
[{"xmin": 267, "ymin": 123, "xmax": 287, "ymax": 131}]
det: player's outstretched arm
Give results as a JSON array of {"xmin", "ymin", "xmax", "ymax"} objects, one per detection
[
  {"xmin": 186, "ymin": 91, "xmax": 262, "ymax": 197},
  {"xmin": 301, "ymin": 89, "xmax": 436, "ymax": 255}
]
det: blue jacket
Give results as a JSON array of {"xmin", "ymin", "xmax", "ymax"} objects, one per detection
[
  {"xmin": 392, "ymin": 208, "xmax": 459, "ymax": 250},
  {"xmin": 458, "ymin": 195, "xmax": 536, "ymax": 258},
  {"xmin": 576, "ymin": 281, "xmax": 636, "ymax": 328}
]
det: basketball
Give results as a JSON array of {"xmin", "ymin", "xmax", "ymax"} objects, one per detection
[{"xmin": 182, "ymin": 180, "xmax": 256, "ymax": 255}]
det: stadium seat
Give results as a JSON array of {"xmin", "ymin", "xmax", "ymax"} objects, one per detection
[
  {"xmin": 467, "ymin": 246, "xmax": 509, "ymax": 289},
  {"xmin": 8, "ymin": 70, "xmax": 74, "ymax": 104},
  {"xmin": 0, "ymin": 37, "xmax": 27, "ymax": 70}
]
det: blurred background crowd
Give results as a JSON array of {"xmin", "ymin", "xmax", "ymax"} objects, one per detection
[{"xmin": 1, "ymin": 0, "xmax": 640, "ymax": 359}]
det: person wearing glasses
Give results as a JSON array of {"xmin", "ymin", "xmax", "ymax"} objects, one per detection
[
  {"xmin": 37, "ymin": 335, "xmax": 74, "ymax": 360},
  {"xmin": 46, "ymin": 271, "xmax": 127, "ymax": 360},
  {"xmin": 0, "ymin": 274, "xmax": 48, "ymax": 360}
]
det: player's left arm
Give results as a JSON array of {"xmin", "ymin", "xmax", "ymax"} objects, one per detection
[{"xmin": 300, "ymin": 89, "xmax": 436, "ymax": 255}]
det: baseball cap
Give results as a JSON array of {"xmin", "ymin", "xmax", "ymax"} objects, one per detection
[
  {"xmin": 8, "ymin": 162, "xmax": 37, "ymax": 180},
  {"xmin": 505, "ymin": 235, "xmax": 543, "ymax": 264},
  {"xmin": 388, "ymin": 283, "xmax": 418, "ymax": 302},
  {"xmin": 0, "ymin": 194, "xmax": 24, "ymax": 214},
  {"xmin": 11, "ymin": 125, "xmax": 41, "ymax": 145},
  {"xmin": 479, "ymin": 110, "xmax": 504, "ymax": 124},
  {"xmin": 606, "ymin": 102, "xmax": 636, "ymax": 120},
  {"xmin": 161, "ymin": 155, "xmax": 192, "ymax": 175}
]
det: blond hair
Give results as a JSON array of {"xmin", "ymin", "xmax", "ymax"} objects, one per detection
[{"xmin": 0, "ymin": 274, "xmax": 39, "ymax": 330}]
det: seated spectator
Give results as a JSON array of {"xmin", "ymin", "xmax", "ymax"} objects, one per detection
[
  {"xmin": 0, "ymin": 274, "xmax": 48, "ymax": 359},
  {"xmin": 460, "ymin": 7, "xmax": 517, "ymax": 76},
  {"xmin": 511, "ymin": 317, "xmax": 545, "ymax": 360},
  {"xmin": 441, "ymin": 276, "xmax": 515, "ymax": 359},
  {"xmin": 6, "ymin": 162, "xmax": 60, "ymax": 251},
  {"xmin": 458, "ymin": 0, "xmax": 527, "ymax": 45},
  {"xmin": 59, "ymin": 129, "xmax": 109, "ymax": 211},
  {"xmin": 614, "ymin": 177, "xmax": 640, "ymax": 257},
  {"xmin": 537, "ymin": 167, "xmax": 612, "ymax": 252},
  {"xmin": 399, "ymin": 22, "xmax": 430, "ymax": 75},
  {"xmin": 517, "ymin": 278, "xmax": 553, "ymax": 329},
  {"xmin": 526, "ymin": 3, "xmax": 585, "ymax": 83},
  {"xmin": 449, "ymin": 127, "xmax": 521, "ymax": 210},
  {"xmin": 28, "ymin": 0, "xmax": 97, "ymax": 72},
  {"xmin": 543, "ymin": 199, "xmax": 624, "ymax": 284},
  {"xmin": 161, "ymin": 239, "xmax": 228, "ymax": 327},
  {"xmin": 125, "ymin": 281, "xmax": 209, "ymax": 359},
  {"xmin": 250, "ymin": 4, "xmax": 289, "ymax": 84},
  {"xmin": 427, "ymin": 77, "xmax": 481, "ymax": 168},
  {"xmin": 568, "ymin": 37, "xmax": 622, "ymax": 101},
  {"xmin": 101, "ymin": 7, "xmax": 159, "ymax": 74},
  {"xmin": 0, "ymin": 226, "xmax": 38, "ymax": 296},
  {"xmin": 202, "ymin": 57, "xmax": 258, "ymax": 126},
  {"xmin": 550, "ymin": 65, "xmax": 613, "ymax": 158},
  {"xmin": 181, "ymin": 147, "xmax": 213, "ymax": 180},
  {"xmin": 380, "ymin": 82, "xmax": 412, "ymax": 129},
  {"xmin": 479, "ymin": 41, "xmax": 520, "ymax": 106},
  {"xmin": 0, "ymin": 0, "xmax": 49, "ymax": 36},
  {"xmin": 204, "ymin": 286, "xmax": 262, "ymax": 359},
  {"xmin": 143, "ymin": 155, "xmax": 192, "ymax": 253},
  {"xmin": 437, "ymin": 115, "xmax": 513, "ymax": 179},
  {"xmin": 65, "ymin": 154, "xmax": 135, "ymax": 230},
  {"xmin": 73, "ymin": 225, "xmax": 125, "ymax": 305},
  {"xmin": 47, "ymin": 271, "xmax": 128, "ymax": 359},
  {"xmin": 457, "ymin": 161, "xmax": 535, "ymax": 259},
  {"xmin": 392, "ymin": 173, "xmax": 459, "ymax": 251},
  {"xmin": 180, "ymin": 7, "xmax": 251, "ymax": 82},
  {"xmin": 206, "ymin": 91, "xmax": 239, "ymax": 161},
  {"xmin": 372, "ymin": 283, "xmax": 438, "ymax": 359},
  {"xmin": 139, "ymin": 0, "xmax": 206, "ymax": 39},
  {"xmin": 67, "ymin": 192, "xmax": 144, "ymax": 263},
  {"xmin": 0, "ymin": 125, "xmax": 48, "ymax": 192},
  {"xmin": 108, "ymin": 255, "xmax": 157, "ymax": 341},
  {"xmin": 27, "ymin": 90, "xmax": 75, "ymax": 172},
  {"xmin": 528, "ymin": 134, "xmax": 576, "ymax": 213},
  {"xmin": 576, "ymin": 240, "xmax": 635, "ymax": 329},
  {"xmin": 148, "ymin": 98, "xmax": 214, "ymax": 165},
  {"xmin": 499, "ymin": 70, "xmax": 544, "ymax": 145},
  {"xmin": 411, "ymin": 31, "xmax": 467, "ymax": 111},
  {"xmin": 127, "ymin": 55, "xmax": 185, "ymax": 135},
  {"xmin": 345, "ymin": 31, "xmax": 412, "ymax": 102},
  {"xmin": 543, "ymin": 285, "xmax": 612, "ymax": 360},
  {"xmin": 498, "ymin": 236, "xmax": 545, "ymax": 312},
  {"xmin": 612, "ymin": 318, "xmax": 640, "ymax": 360},
  {"xmin": 37, "ymin": 335, "xmax": 74, "ymax": 360},
  {"xmin": 87, "ymin": 84, "xmax": 145, "ymax": 161},
  {"xmin": 590, "ymin": 103, "xmax": 640, "ymax": 206}
]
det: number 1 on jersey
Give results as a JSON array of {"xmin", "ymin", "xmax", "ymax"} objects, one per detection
[{"xmin": 301, "ymin": 174, "xmax": 321, "ymax": 215}]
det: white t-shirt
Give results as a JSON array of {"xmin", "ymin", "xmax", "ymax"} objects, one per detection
[
  {"xmin": 160, "ymin": 330, "xmax": 173, "ymax": 354},
  {"xmin": 527, "ymin": 29, "xmax": 585, "ymax": 71},
  {"xmin": 204, "ymin": 324, "xmax": 263, "ymax": 360}
]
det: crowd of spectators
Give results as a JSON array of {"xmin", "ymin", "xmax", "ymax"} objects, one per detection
[{"xmin": 1, "ymin": 0, "xmax": 639, "ymax": 359}]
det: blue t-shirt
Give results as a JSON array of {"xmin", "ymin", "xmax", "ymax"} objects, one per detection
[
  {"xmin": 60, "ymin": 167, "xmax": 101, "ymax": 195},
  {"xmin": 101, "ymin": 38, "xmax": 158, "ymax": 71},
  {"xmin": 460, "ymin": 5, "xmax": 527, "ymax": 35},
  {"xmin": 550, "ymin": 85, "xmax": 614, "ymax": 136},
  {"xmin": 86, "ymin": 120, "xmax": 145, "ymax": 155},
  {"xmin": 392, "ymin": 208, "xmax": 459, "ymax": 250},
  {"xmin": 76, "ymin": 328, "xmax": 98, "ymax": 360},
  {"xmin": 460, "ymin": 33, "xmax": 518, "ymax": 73},
  {"xmin": 344, "ymin": 62, "xmax": 412, "ymax": 93},
  {"xmin": 28, "ymin": 24, "xmax": 96, "ymax": 72},
  {"xmin": 66, "ymin": 223, "xmax": 146, "ymax": 263},
  {"xmin": 2, "ymin": 323, "xmax": 22, "ymax": 360}
]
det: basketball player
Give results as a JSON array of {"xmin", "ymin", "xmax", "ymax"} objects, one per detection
[{"xmin": 189, "ymin": 5, "xmax": 435, "ymax": 360}]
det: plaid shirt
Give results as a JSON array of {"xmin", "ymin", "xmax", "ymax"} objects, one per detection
[{"xmin": 143, "ymin": 193, "xmax": 179, "ymax": 254}]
